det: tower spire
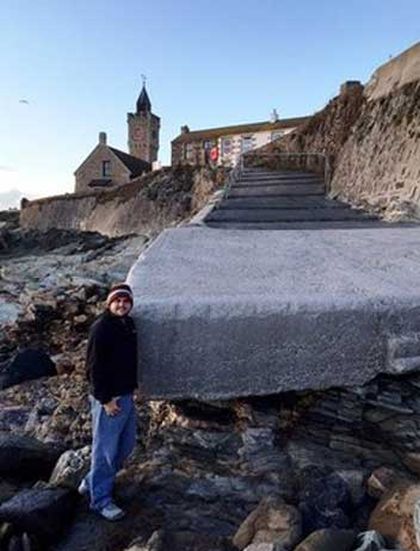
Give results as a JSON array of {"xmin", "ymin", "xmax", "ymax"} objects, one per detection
[{"xmin": 136, "ymin": 75, "xmax": 151, "ymax": 114}]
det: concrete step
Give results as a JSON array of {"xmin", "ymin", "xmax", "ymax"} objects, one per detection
[
  {"xmin": 205, "ymin": 220, "xmax": 388, "ymax": 230},
  {"xmin": 228, "ymin": 184, "xmax": 325, "ymax": 197},
  {"xmin": 239, "ymin": 175, "xmax": 320, "ymax": 183},
  {"xmin": 206, "ymin": 207, "xmax": 377, "ymax": 223},
  {"xmin": 241, "ymin": 170, "xmax": 316, "ymax": 178},
  {"xmin": 233, "ymin": 178, "xmax": 324, "ymax": 187},
  {"xmin": 220, "ymin": 197, "xmax": 348, "ymax": 209}
]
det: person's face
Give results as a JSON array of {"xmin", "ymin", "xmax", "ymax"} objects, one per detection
[{"xmin": 109, "ymin": 296, "xmax": 132, "ymax": 317}]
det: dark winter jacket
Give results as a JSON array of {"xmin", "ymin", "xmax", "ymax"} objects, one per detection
[{"xmin": 86, "ymin": 310, "xmax": 138, "ymax": 404}]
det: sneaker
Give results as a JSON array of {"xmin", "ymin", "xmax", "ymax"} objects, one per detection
[
  {"xmin": 77, "ymin": 479, "xmax": 89, "ymax": 496},
  {"xmin": 98, "ymin": 502, "xmax": 126, "ymax": 521}
]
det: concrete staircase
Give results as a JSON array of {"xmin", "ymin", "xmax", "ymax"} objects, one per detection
[{"xmin": 205, "ymin": 168, "xmax": 381, "ymax": 230}]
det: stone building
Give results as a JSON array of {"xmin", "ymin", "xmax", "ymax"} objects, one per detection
[
  {"xmin": 171, "ymin": 112, "xmax": 310, "ymax": 167},
  {"xmin": 74, "ymin": 83, "xmax": 159, "ymax": 192},
  {"xmin": 74, "ymin": 132, "xmax": 151, "ymax": 193}
]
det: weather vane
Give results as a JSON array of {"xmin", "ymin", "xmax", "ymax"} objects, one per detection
[{"xmin": 141, "ymin": 74, "xmax": 147, "ymax": 86}]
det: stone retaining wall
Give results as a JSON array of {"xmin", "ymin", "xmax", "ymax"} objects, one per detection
[{"xmin": 20, "ymin": 167, "xmax": 224, "ymax": 237}]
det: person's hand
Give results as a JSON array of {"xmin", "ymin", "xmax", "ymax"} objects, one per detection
[
  {"xmin": 103, "ymin": 399, "xmax": 121, "ymax": 416},
  {"xmin": 135, "ymin": 385, "xmax": 147, "ymax": 402}
]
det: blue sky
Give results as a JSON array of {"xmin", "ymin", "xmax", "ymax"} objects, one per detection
[{"xmin": 0, "ymin": 0, "xmax": 419, "ymax": 204}]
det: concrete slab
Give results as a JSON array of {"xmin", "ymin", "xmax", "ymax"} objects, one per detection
[{"xmin": 127, "ymin": 226, "xmax": 420, "ymax": 400}]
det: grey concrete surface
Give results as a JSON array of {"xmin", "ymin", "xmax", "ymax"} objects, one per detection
[{"xmin": 127, "ymin": 225, "xmax": 420, "ymax": 400}]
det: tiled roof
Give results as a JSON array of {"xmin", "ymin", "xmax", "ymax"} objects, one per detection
[
  {"xmin": 172, "ymin": 116, "xmax": 310, "ymax": 144},
  {"xmin": 109, "ymin": 147, "xmax": 151, "ymax": 176}
]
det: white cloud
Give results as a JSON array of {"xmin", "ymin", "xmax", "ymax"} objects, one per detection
[{"xmin": 0, "ymin": 189, "xmax": 25, "ymax": 210}]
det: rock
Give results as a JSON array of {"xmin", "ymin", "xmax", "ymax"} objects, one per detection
[
  {"xmin": 403, "ymin": 452, "xmax": 420, "ymax": 476},
  {"xmin": 125, "ymin": 529, "xmax": 235, "ymax": 551},
  {"xmin": 0, "ymin": 348, "xmax": 56, "ymax": 390},
  {"xmin": 49, "ymin": 446, "xmax": 90, "ymax": 488},
  {"xmin": 335, "ymin": 469, "xmax": 366, "ymax": 506},
  {"xmin": 368, "ymin": 480, "xmax": 420, "ymax": 551},
  {"xmin": 244, "ymin": 544, "xmax": 276, "ymax": 551},
  {"xmin": 414, "ymin": 500, "xmax": 420, "ymax": 551},
  {"xmin": 298, "ymin": 470, "xmax": 353, "ymax": 533},
  {"xmin": 367, "ymin": 467, "xmax": 400, "ymax": 499},
  {"xmin": 0, "ymin": 433, "xmax": 63, "ymax": 480},
  {"xmin": 352, "ymin": 530, "xmax": 387, "ymax": 550},
  {"xmin": 0, "ymin": 406, "xmax": 32, "ymax": 433},
  {"xmin": 0, "ymin": 481, "xmax": 20, "ymax": 505},
  {"xmin": 233, "ymin": 496, "xmax": 301, "ymax": 550},
  {"xmin": 0, "ymin": 486, "xmax": 78, "ymax": 544},
  {"xmin": 293, "ymin": 528, "xmax": 356, "ymax": 551}
]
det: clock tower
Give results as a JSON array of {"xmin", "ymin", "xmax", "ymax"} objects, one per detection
[{"xmin": 127, "ymin": 80, "xmax": 160, "ymax": 163}]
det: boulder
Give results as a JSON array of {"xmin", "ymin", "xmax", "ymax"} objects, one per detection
[
  {"xmin": 368, "ymin": 480, "xmax": 420, "ymax": 551},
  {"xmin": 0, "ymin": 348, "xmax": 56, "ymax": 390},
  {"xmin": 403, "ymin": 452, "xmax": 420, "ymax": 476},
  {"xmin": 124, "ymin": 529, "xmax": 234, "ymax": 551},
  {"xmin": 0, "ymin": 486, "xmax": 77, "ymax": 544},
  {"xmin": 367, "ymin": 467, "xmax": 400, "ymax": 499},
  {"xmin": 49, "ymin": 446, "xmax": 90, "ymax": 489},
  {"xmin": 293, "ymin": 528, "xmax": 356, "ymax": 551},
  {"xmin": 233, "ymin": 497, "xmax": 301, "ymax": 550},
  {"xmin": 0, "ymin": 406, "xmax": 32, "ymax": 433},
  {"xmin": 298, "ymin": 471, "xmax": 353, "ymax": 533},
  {"xmin": 244, "ymin": 545, "xmax": 276, "ymax": 551},
  {"xmin": 0, "ymin": 433, "xmax": 63, "ymax": 480},
  {"xmin": 0, "ymin": 480, "xmax": 20, "ymax": 505}
]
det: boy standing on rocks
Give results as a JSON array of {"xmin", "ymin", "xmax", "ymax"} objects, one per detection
[{"xmin": 79, "ymin": 283, "xmax": 138, "ymax": 521}]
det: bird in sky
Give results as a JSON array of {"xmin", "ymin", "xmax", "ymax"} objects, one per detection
[{"xmin": 19, "ymin": 99, "xmax": 29, "ymax": 105}]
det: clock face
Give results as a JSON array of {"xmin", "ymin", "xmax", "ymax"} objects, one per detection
[{"xmin": 133, "ymin": 128, "xmax": 142, "ymax": 139}]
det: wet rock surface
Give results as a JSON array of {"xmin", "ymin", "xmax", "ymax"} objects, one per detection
[
  {"xmin": 0, "ymin": 433, "xmax": 63, "ymax": 480},
  {"xmin": 0, "ymin": 486, "xmax": 78, "ymax": 545},
  {"xmin": 0, "ymin": 348, "xmax": 56, "ymax": 390}
]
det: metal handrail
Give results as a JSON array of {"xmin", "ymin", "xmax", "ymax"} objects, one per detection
[{"xmin": 223, "ymin": 161, "xmax": 242, "ymax": 198}]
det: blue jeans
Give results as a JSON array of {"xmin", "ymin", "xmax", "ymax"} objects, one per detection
[{"xmin": 84, "ymin": 394, "xmax": 136, "ymax": 510}]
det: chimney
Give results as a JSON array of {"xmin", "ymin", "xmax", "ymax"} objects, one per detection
[
  {"xmin": 99, "ymin": 132, "xmax": 107, "ymax": 145},
  {"xmin": 181, "ymin": 125, "xmax": 190, "ymax": 135}
]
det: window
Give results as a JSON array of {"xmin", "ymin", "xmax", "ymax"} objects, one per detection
[
  {"xmin": 186, "ymin": 143, "xmax": 194, "ymax": 160},
  {"xmin": 241, "ymin": 136, "xmax": 254, "ymax": 153},
  {"xmin": 102, "ymin": 160, "xmax": 111, "ymax": 177},
  {"xmin": 222, "ymin": 138, "xmax": 233, "ymax": 156},
  {"xmin": 183, "ymin": 143, "xmax": 194, "ymax": 161}
]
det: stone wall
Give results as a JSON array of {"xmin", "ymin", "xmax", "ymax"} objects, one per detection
[
  {"xmin": 20, "ymin": 166, "xmax": 225, "ymax": 237},
  {"xmin": 251, "ymin": 42, "xmax": 420, "ymax": 219},
  {"xmin": 331, "ymin": 79, "xmax": 420, "ymax": 217}
]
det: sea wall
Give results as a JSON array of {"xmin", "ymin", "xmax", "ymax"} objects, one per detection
[{"xmin": 20, "ymin": 166, "xmax": 224, "ymax": 237}]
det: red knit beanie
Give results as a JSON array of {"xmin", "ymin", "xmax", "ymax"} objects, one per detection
[{"xmin": 106, "ymin": 283, "xmax": 134, "ymax": 308}]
